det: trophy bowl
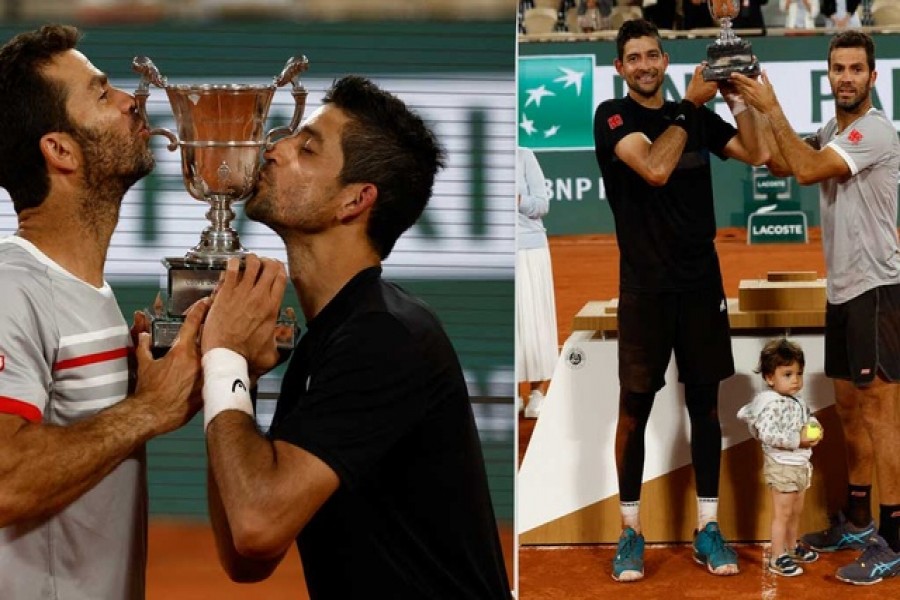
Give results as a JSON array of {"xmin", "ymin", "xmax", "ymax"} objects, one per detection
[
  {"xmin": 133, "ymin": 55, "xmax": 308, "ymax": 351},
  {"xmin": 702, "ymin": 0, "xmax": 760, "ymax": 82}
]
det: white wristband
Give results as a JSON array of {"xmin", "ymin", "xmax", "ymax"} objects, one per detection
[
  {"xmin": 202, "ymin": 347, "xmax": 253, "ymax": 432},
  {"xmin": 730, "ymin": 100, "xmax": 748, "ymax": 117},
  {"xmin": 725, "ymin": 93, "xmax": 748, "ymax": 117}
]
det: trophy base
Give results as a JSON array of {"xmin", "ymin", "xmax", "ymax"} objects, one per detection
[
  {"xmin": 148, "ymin": 312, "xmax": 298, "ymax": 359},
  {"xmin": 148, "ymin": 256, "xmax": 298, "ymax": 357},
  {"xmin": 164, "ymin": 257, "xmax": 224, "ymax": 316},
  {"xmin": 703, "ymin": 40, "xmax": 760, "ymax": 82}
]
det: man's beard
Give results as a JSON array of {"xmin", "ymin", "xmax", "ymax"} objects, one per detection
[
  {"xmin": 245, "ymin": 177, "xmax": 334, "ymax": 238},
  {"xmin": 835, "ymin": 81, "xmax": 871, "ymax": 114},
  {"xmin": 626, "ymin": 75, "xmax": 662, "ymax": 100},
  {"xmin": 71, "ymin": 122, "xmax": 154, "ymax": 227}
]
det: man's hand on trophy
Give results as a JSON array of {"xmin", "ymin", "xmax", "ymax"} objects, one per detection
[
  {"xmin": 685, "ymin": 64, "xmax": 719, "ymax": 107},
  {"xmin": 127, "ymin": 310, "xmax": 152, "ymax": 394},
  {"xmin": 133, "ymin": 297, "xmax": 210, "ymax": 436},
  {"xmin": 730, "ymin": 70, "xmax": 779, "ymax": 114},
  {"xmin": 202, "ymin": 255, "xmax": 288, "ymax": 380},
  {"xmin": 717, "ymin": 81, "xmax": 748, "ymax": 116}
]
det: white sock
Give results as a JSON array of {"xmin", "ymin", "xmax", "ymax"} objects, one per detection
[
  {"xmin": 621, "ymin": 501, "xmax": 641, "ymax": 532},
  {"xmin": 697, "ymin": 497, "xmax": 719, "ymax": 530}
]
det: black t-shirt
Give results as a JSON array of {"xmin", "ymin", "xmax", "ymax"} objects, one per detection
[
  {"xmin": 594, "ymin": 95, "xmax": 736, "ymax": 292},
  {"xmin": 268, "ymin": 266, "xmax": 510, "ymax": 600}
]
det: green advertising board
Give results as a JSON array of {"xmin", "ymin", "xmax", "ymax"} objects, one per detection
[
  {"xmin": 519, "ymin": 34, "xmax": 900, "ymax": 236},
  {"xmin": 753, "ymin": 166, "xmax": 791, "ymax": 201},
  {"xmin": 747, "ymin": 211, "xmax": 808, "ymax": 244}
]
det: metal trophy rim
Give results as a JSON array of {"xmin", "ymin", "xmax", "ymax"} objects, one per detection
[
  {"xmin": 166, "ymin": 83, "xmax": 278, "ymax": 92},
  {"xmin": 178, "ymin": 140, "xmax": 267, "ymax": 148},
  {"xmin": 132, "ymin": 54, "xmax": 309, "ymax": 263}
]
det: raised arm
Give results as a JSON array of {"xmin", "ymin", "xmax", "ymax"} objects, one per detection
[
  {"xmin": 732, "ymin": 71, "xmax": 851, "ymax": 184},
  {"xmin": 0, "ymin": 300, "xmax": 207, "ymax": 527},
  {"xmin": 720, "ymin": 81, "xmax": 769, "ymax": 166},
  {"xmin": 614, "ymin": 64, "xmax": 719, "ymax": 186},
  {"xmin": 757, "ymin": 111, "xmax": 794, "ymax": 176},
  {"xmin": 200, "ymin": 256, "xmax": 339, "ymax": 577}
]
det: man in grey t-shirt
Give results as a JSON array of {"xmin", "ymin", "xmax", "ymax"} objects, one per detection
[
  {"xmin": 0, "ymin": 25, "xmax": 206, "ymax": 599},
  {"xmin": 734, "ymin": 30, "xmax": 900, "ymax": 585}
]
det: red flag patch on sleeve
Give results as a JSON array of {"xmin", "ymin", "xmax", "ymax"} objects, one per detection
[
  {"xmin": 848, "ymin": 129, "xmax": 863, "ymax": 144},
  {"xmin": 608, "ymin": 114, "xmax": 624, "ymax": 130}
]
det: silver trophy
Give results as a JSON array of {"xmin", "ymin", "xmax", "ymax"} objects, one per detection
[
  {"xmin": 702, "ymin": 0, "xmax": 760, "ymax": 82},
  {"xmin": 133, "ymin": 55, "xmax": 308, "ymax": 352}
]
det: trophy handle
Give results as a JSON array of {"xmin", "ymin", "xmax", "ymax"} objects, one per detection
[
  {"xmin": 132, "ymin": 56, "xmax": 179, "ymax": 152},
  {"xmin": 265, "ymin": 55, "xmax": 309, "ymax": 150}
]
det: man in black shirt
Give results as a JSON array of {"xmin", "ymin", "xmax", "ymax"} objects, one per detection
[
  {"xmin": 593, "ymin": 18, "xmax": 766, "ymax": 582},
  {"xmin": 197, "ymin": 76, "xmax": 510, "ymax": 599}
]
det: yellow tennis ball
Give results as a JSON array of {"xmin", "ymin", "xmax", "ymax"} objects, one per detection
[{"xmin": 803, "ymin": 422, "xmax": 823, "ymax": 442}]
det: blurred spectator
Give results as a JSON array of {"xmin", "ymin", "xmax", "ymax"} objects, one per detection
[
  {"xmin": 781, "ymin": 0, "xmax": 819, "ymax": 29},
  {"xmin": 821, "ymin": 0, "xmax": 861, "ymax": 28},
  {"xmin": 516, "ymin": 147, "xmax": 559, "ymax": 419},
  {"xmin": 578, "ymin": 0, "xmax": 614, "ymax": 31},
  {"xmin": 733, "ymin": 0, "xmax": 767, "ymax": 32},
  {"xmin": 682, "ymin": 0, "xmax": 715, "ymax": 29},
  {"xmin": 642, "ymin": 0, "xmax": 676, "ymax": 28},
  {"xmin": 859, "ymin": 0, "xmax": 873, "ymax": 25}
]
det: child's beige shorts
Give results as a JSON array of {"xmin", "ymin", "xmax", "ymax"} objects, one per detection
[{"xmin": 764, "ymin": 455, "xmax": 812, "ymax": 493}]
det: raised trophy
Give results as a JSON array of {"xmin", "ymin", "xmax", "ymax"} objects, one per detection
[
  {"xmin": 133, "ymin": 55, "xmax": 308, "ymax": 352},
  {"xmin": 702, "ymin": 0, "xmax": 760, "ymax": 81}
]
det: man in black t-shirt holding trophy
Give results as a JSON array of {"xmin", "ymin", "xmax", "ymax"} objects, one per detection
[
  {"xmin": 593, "ymin": 18, "xmax": 767, "ymax": 583},
  {"xmin": 194, "ymin": 77, "xmax": 511, "ymax": 599}
]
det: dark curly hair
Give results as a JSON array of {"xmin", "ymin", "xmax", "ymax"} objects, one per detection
[
  {"xmin": 756, "ymin": 338, "xmax": 805, "ymax": 378},
  {"xmin": 0, "ymin": 24, "xmax": 81, "ymax": 213},
  {"xmin": 323, "ymin": 75, "xmax": 446, "ymax": 259},
  {"xmin": 828, "ymin": 30, "xmax": 875, "ymax": 73},
  {"xmin": 615, "ymin": 18, "xmax": 663, "ymax": 62}
]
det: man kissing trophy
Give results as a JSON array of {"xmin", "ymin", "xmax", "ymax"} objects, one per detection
[{"xmin": 132, "ymin": 55, "xmax": 308, "ymax": 352}]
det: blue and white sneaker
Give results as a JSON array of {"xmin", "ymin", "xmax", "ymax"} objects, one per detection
[
  {"xmin": 801, "ymin": 512, "xmax": 876, "ymax": 552},
  {"xmin": 693, "ymin": 522, "xmax": 739, "ymax": 575},
  {"xmin": 769, "ymin": 553, "xmax": 803, "ymax": 577},
  {"xmin": 835, "ymin": 535, "xmax": 900, "ymax": 585},
  {"xmin": 612, "ymin": 526, "xmax": 645, "ymax": 582},
  {"xmin": 789, "ymin": 544, "xmax": 819, "ymax": 563}
]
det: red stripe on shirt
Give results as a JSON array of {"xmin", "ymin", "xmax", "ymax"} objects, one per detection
[
  {"xmin": 0, "ymin": 396, "xmax": 42, "ymax": 423},
  {"xmin": 53, "ymin": 347, "xmax": 129, "ymax": 371}
]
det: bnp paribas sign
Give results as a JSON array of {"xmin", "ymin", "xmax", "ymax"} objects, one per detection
[{"xmin": 518, "ymin": 55, "xmax": 595, "ymax": 150}]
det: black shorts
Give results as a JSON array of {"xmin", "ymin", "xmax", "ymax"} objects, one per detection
[
  {"xmin": 617, "ymin": 287, "xmax": 735, "ymax": 393},
  {"xmin": 825, "ymin": 283, "xmax": 900, "ymax": 386}
]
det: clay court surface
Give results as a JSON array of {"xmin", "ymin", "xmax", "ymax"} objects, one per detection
[
  {"xmin": 518, "ymin": 230, "xmax": 900, "ymax": 598},
  {"xmin": 148, "ymin": 519, "xmax": 514, "ymax": 598}
]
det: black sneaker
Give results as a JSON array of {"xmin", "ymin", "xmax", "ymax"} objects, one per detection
[
  {"xmin": 801, "ymin": 512, "xmax": 875, "ymax": 552},
  {"xmin": 835, "ymin": 535, "xmax": 900, "ymax": 585}
]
